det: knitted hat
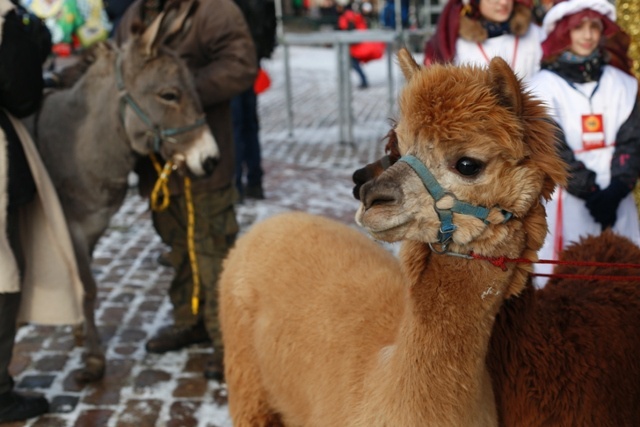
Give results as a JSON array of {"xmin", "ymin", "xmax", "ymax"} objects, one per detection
[{"xmin": 424, "ymin": 0, "xmax": 533, "ymax": 65}]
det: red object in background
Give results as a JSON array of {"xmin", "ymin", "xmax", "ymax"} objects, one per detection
[
  {"xmin": 254, "ymin": 68, "xmax": 271, "ymax": 94},
  {"xmin": 338, "ymin": 8, "xmax": 384, "ymax": 63},
  {"xmin": 338, "ymin": 9, "xmax": 367, "ymax": 30},
  {"xmin": 350, "ymin": 42, "xmax": 385, "ymax": 63},
  {"xmin": 52, "ymin": 43, "xmax": 71, "ymax": 57}
]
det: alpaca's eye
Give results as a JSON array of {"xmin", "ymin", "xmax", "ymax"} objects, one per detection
[
  {"xmin": 159, "ymin": 91, "xmax": 180, "ymax": 102},
  {"xmin": 455, "ymin": 157, "xmax": 482, "ymax": 176}
]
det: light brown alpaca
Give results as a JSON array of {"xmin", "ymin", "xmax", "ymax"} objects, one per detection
[{"xmin": 218, "ymin": 49, "xmax": 567, "ymax": 426}]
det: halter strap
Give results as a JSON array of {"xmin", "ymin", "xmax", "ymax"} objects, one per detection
[
  {"xmin": 398, "ymin": 155, "xmax": 513, "ymax": 247},
  {"xmin": 115, "ymin": 54, "xmax": 206, "ymax": 152}
]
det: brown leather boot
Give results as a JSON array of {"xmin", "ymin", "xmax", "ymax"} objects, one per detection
[{"xmin": 145, "ymin": 321, "xmax": 211, "ymax": 353}]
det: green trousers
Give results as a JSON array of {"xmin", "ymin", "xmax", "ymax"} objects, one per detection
[{"xmin": 152, "ymin": 185, "xmax": 238, "ymax": 359}]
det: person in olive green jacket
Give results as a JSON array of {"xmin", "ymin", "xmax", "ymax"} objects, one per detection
[{"xmin": 115, "ymin": 0, "xmax": 257, "ymax": 381}]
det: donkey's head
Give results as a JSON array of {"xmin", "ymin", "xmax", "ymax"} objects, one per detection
[{"xmin": 117, "ymin": 0, "xmax": 218, "ymax": 176}]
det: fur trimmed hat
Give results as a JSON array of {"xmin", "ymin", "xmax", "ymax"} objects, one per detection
[{"xmin": 424, "ymin": 0, "xmax": 533, "ymax": 65}]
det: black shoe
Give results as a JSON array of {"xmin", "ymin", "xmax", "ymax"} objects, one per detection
[
  {"xmin": 203, "ymin": 358, "xmax": 224, "ymax": 382},
  {"xmin": 0, "ymin": 391, "xmax": 49, "ymax": 423},
  {"xmin": 245, "ymin": 184, "xmax": 265, "ymax": 200},
  {"xmin": 145, "ymin": 321, "xmax": 211, "ymax": 354}
]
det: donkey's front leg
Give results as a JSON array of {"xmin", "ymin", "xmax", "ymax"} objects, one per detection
[{"xmin": 69, "ymin": 226, "xmax": 105, "ymax": 383}]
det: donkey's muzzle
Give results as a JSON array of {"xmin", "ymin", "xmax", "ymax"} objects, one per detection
[{"xmin": 203, "ymin": 156, "xmax": 218, "ymax": 176}]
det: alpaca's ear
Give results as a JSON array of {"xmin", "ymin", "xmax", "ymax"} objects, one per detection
[
  {"xmin": 397, "ymin": 48, "xmax": 420, "ymax": 81},
  {"xmin": 487, "ymin": 57, "xmax": 524, "ymax": 116}
]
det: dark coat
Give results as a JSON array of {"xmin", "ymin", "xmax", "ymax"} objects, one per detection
[
  {"xmin": 0, "ymin": 1, "xmax": 50, "ymax": 209},
  {"xmin": 234, "ymin": 0, "xmax": 277, "ymax": 61}
]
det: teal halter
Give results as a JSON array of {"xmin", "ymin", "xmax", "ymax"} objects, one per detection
[
  {"xmin": 398, "ymin": 155, "xmax": 513, "ymax": 250},
  {"xmin": 115, "ymin": 54, "xmax": 206, "ymax": 152}
]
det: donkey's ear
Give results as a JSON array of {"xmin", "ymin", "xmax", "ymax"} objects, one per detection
[
  {"xmin": 487, "ymin": 56, "xmax": 524, "ymax": 116},
  {"xmin": 140, "ymin": 0, "xmax": 198, "ymax": 57},
  {"xmin": 157, "ymin": 0, "xmax": 199, "ymax": 46},
  {"xmin": 397, "ymin": 48, "xmax": 420, "ymax": 81}
]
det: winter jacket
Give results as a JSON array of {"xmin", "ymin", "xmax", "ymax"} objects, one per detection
[{"xmin": 234, "ymin": 0, "xmax": 277, "ymax": 61}]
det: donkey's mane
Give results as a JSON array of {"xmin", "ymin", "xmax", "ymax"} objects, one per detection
[{"xmin": 53, "ymin": 42, "xmax": 112, "ymax": 89}]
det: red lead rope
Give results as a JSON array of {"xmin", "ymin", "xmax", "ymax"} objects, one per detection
[{"xmin": 469, "ymin": 253, "xmax": 640, "ymax": 281}]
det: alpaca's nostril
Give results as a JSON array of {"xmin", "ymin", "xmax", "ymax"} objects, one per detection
[
  {"xmin": 203, "ymin": 157, "xmax": 218, "ymax": 176},
  {"xmin": 361, "ymin": 180, "xmax": 400, "ymax": 210}
]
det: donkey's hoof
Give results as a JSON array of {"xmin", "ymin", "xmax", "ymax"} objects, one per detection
[{"xmin": 75, "ymin": 354, "xmax": 106, "ymax": 383}]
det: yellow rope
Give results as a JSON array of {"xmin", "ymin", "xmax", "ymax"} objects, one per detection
[
  {"xmin": 148, "ymin": 153, "xmax": 201, "ymax": 315},
  {"xmin": 149, "ymin": 153, "xmax": 173, "ymax": 212},
  {"xmin": 184, "ymin": 176, "xmax": 201, "ymax": 315}
]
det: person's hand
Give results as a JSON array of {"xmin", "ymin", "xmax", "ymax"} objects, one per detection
[{"xmin": 585, "ymin": 178, "xmax": 631, "ymax": 229}]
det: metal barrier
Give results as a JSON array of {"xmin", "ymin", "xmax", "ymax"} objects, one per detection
[{"xmin": 280, "ymin": 30, "xmax": 400, "ymax": 144}]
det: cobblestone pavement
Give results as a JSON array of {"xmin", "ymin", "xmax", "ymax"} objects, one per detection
[{"xmin": 5, "ymin": 45, "xmax": 407, "ymax": 427}]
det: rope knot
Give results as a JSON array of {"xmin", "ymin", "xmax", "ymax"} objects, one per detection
[
  {"xmin": 491, "ymin": 256, "xmax": 509, "ymax": 271},
  {"xmin": 470, "ymin": 252, "xmax": 509, "ymax": 271},
  {"xmin": 149, "ymin": 153, "xmax": 173, "ymax": 212}
]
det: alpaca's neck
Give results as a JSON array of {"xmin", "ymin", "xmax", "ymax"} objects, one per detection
[
  {"xmin": 400, "ymin": 240, "xmax": 508, "ymax": 365},
  {"xmin": 359, "ymin": 241, "xmax": 514, "ymax": 426}
]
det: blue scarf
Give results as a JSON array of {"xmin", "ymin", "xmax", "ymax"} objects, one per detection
[{"xmin": 483, "ymin": 20, "xmax": 511, "ymax": 38}]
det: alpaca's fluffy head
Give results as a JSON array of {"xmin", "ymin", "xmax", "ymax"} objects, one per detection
[{"xmin": 356, "ymin": 49, "xmax": 567, "ymax": 294}]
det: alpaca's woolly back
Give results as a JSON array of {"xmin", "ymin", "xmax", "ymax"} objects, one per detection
[
  {"xmin": 488, "ymin": 230, "xmax": 640, "ymax": 426},
  {"xmin": 219, "ymin": 212, "xmax": 406, "ymax": 426}
]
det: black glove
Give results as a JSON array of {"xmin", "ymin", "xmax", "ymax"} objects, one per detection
[{"xmin": 585, "ymin": 178, "xmax": 631, "ymax": 229}]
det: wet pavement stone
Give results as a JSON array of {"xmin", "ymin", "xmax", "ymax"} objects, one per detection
[
  {"xmin": 49, "ymin": 395, "xmax": 80, "ymax": 413},
  {"xmin": 17, "ymin": 375, "xmax": 55, "ymax": 390}
]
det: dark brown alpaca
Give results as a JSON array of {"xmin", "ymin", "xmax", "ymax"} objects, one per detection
[{"xmin": 488, "ymin": 230, "xmax": 640, "ymax": 426}]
